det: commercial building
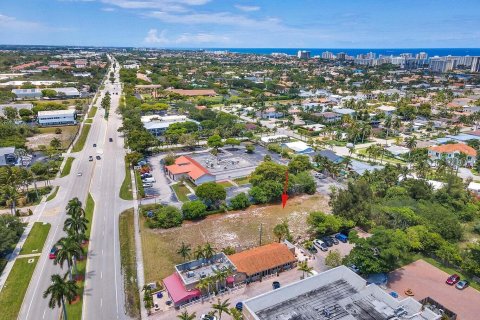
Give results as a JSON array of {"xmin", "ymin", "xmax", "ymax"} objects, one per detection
[
  {"xmin": 282, "ymin": 141, "xmax": 314, "ymax": 154},
  {"xmin": 428, "ymin": 143, "xmax": 477, "ymax": 167},
  {"xmin": 243, "ymin": 265, "xmax": 441, "ymax": 320},
  {"xmin": 37, "ymin": 109, "xmax": 77, "ymax": 126},
  {"xmin": 164, "ymin": 155, "xmax": 216, "ymax": 185},
  {"xmin": 321, "ymin": 51, "xmax": 335, "ymax": 60},
  {"xmin": 0, "ymin": 147, "xmax": 17, "ymax": 166},
  {"xmin": 0, "ymin": 103, "xmax": 33, "ymax": 118},
  {"xmin": 141, "ymin": 115, "xmax": 199, "ymax": 136},
  {"xmin": 12, "ymin": 89, "xmax": 42, "ymax": 99},
  {"xmin": 228, "ymin": 242, "xmax": 297, "ymax": 283},
  {"xmin": 53, "ymin": 87, "xmax": 80, "ymax": 98}
]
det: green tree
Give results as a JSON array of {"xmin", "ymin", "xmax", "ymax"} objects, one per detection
[
  {"xmin": 63, "ymin": 212, "xmax": 89, "ymax": 236},
  {"xmin": 195, "ymin": 182, "xmax": 226, "ymax": 209},
  {"xmin": 225, "ymin": 138, "xmax": 240, "ymax": 148},
  {"xmin": 207, "ymin": 134, "xmax": 224, "ymax": 151},
  {"xmin": 177, "ymin": 310, "xmax": 196, "ymax": 320},
  {"xmin": 65, "ymin": 197, "xmax": 85, "ymax": 217},
  {"xmin": 273, "ymin": 219, "xmax": 290, "ymax": 242},
  {"xmin": 229, "ymin": 192, "xmax": 250, "ymax": 210},
  {"xmin": 54, "ymin": 236, "xmax": 83, "ymax": 280},
  {"xmin": 325, "ymin": 249, "xmax": 342, "ymax": 267},
  {"xmin": 288, "ymin": 155, "xmax": 312, "ymax": 174},
  {"xmin": 329, "ymin": 180, "xmax": 373, "ymax": 227},
  {"xmin": 43, "ymin": 273, "xmax": 78, "ymax": 320},
  {"xmin": 42, "ymin": 89, "xmax": 57, "ymax": 98},
  {"xmin": 297, "ymin": 261, "xmax": 314, "ymax": 278},
  {"xmin": 3, "ymin": 106, "xmax": 18, "ymax": 120},
  {"xmin": 212, "ymin": 298, "xmax": 231, "ymax": 320},
  {"xmin": 182, "ymin": 200, "xmax": 207, "ymax": 220},
  {"xmin": 150, "ymin": 205, "xmax": 183, "ymax": 229},
  {"xmin": 125, "ymin": 152, "xmax": 143, "ymax": 166},
  {"xmin": 49, "ymin": 137, "xmax": 61, "ymax": 150},
  {"xmin": 245, "ymin": 143, "xmax": 255, "ymax": 153},
  {"xmin": 176, "ymin": 242, "xmax": 191, "ymax": 262}
]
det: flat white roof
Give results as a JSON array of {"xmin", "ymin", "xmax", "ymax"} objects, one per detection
[
  {"xmin": 377, "ymin": 105, "xmax": 397, "ymax": 111},
  {"xmin": 38, "ymin": 109, "xmax": 76, "ymax": 116},
  {"xmin": 283, "ymin": 141, "xmax": 312, "ymax": 152}
]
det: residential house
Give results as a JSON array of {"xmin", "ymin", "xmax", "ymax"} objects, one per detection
[
  {"xmin": 376, "ymin": 105, "xmax": 397, "ymax": 117},
  {"xmin": 317, "ymin": 112, "xmax": 341, "ymax": 123},
  {"xmin": 0, "ymin": 147, "xmax": 17, "ymax": 166},
  {"xmin": 257, "ymin": 107, "xmax": 284, "ymax": 119},
  {"xmin": 164, "ymin": 156, "xmax": 216, "ymax": 185},
  {"xmin": 428, "ymin": 143, "xmax": 477, "ymax": 167}
]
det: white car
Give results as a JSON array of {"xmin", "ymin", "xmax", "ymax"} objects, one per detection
[
  {"xmin": 77, "ymin": 172, "xmax": 82, "ymax": 177},
  {"xmin": 143, "ymin": 183, "xmax": 153, "ymax": 188},
  {"xmin": 313, "ymin": 239, "xmax": 328, "ymax": 252}
]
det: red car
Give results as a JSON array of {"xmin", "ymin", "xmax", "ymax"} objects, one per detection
[
  {"xmin": 49, "ymin": 246, "xmax": 59, "ymax": 259},
  {"xmin": 446, "ymin": 274, "xmax": 460, "ymax": 285}
]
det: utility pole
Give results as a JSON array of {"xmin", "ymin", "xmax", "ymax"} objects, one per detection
[{"xmin": 259, "ymin": 223, "xmax": 263, "ymax": 246}]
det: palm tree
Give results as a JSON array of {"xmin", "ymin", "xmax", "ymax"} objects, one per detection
[
  {"xmin": 54, "ymin": 236, "xmax": 83, "ymax": 280},
  {"xmin": 297, "ymin": 261, "xmax": 314, "ymax": 278},
  {"xmin": 176, "ymin": 242, "xmax": 192, "ymax": 262},
  {"xmin": 212, "ymin": 298, "xmax": 231, "ymax": 320},
  {"xmin": 177, "ymin": 310, "xmax": 196, "ymax": 320},
  {"xmin": 65, "ymin": 197, "xmax": 85, "ymax": 217},
  {"xmin": 203, "ymin": 242, "xmax": 216, "ymax": 261},
  {"xmin": 342, "ymin": 156, "xmax": 352, "ymax": 171},
  {"xmin": 229, "ymin": 307, "xmax": 243, "ymax": 320},
  {"xmin": 64, "ymin": 213, "xmax": 89, "ymax": 236},
  {"xmin": 193, "ymin": 245, "xmax": 205, "ymax": 261},
  {"xmin": 405, "ymin": 136, "xmax": 417, "ymax": 166},
  {"xmin": 455, "ymin": 152, "xmax": 468, "ymax": 175},
  {"xmin": 196, "ymin": 278, "xmax": 210, "ymax": 301},
  {"xmin": 414, "ymin": 158, "xmax": 430, "ymax": 179},
  {"xmin": 43, "ymin": 273, "xmax": 78, "ymax": 320}
]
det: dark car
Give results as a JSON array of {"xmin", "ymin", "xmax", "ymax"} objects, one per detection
[
  {"xmin": 96, "ymin": 155, "xmax": 101, "ymax": 160},
  {"xmin": 235, "ymin": 302, "xmax": 243, "ymax": 311},
  {"xmin": 93, "ymin": 143, "xmax": 97, "ymax": 147},
  {"xmin": 49, "ymin": 246, "xmax": 59, "ymax": 259},
  {"xmin": 335, "ymin": 233, "xmax": 348, "ymax": 243},
  {"xmin": 308, "ymin": 246, "xmax": 318, "ymax": 254},
  {"xmin": 272, "ymin": 281, "xmax": 281, "ymax": 290},
  {"xmin": 322, "ymin": 237, "xmax": 334, "ymax": 247},
  {"xmin": 446, "ymin": 274, "xmax": 460, "ymax": 285},
  {"xmin": 109, "ymin": 138, "xmax": 113, "ymax": 142},
  {"xmin": 456, "ymin": 280, "xmax": 469, "ymax": 290},
  {"xmin": 329, "ymin": 236, "xmax": 339, "ymax": 245}
]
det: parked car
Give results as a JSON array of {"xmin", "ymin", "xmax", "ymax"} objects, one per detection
[
  {"xmin": 322, "ymin": 237, "xmax": 334, "ymax": 247},
  {"xmin": 200, "ymin": 315, "xmax": 217, "ymax": 320},
  {"xmin": 456, "ymin": 280, "xmax": 469, "ymax": 290},
  {"xmin": 308, "ymin": 246, "xmax": 318, "ymax": 254},
  {"xmin": 446, "ymin": 274, "xmax": 460, "ymax": 285},
  {"xmin": 109, "ymin": 138, "xmax": 113, "ymax": 142},
  {"xmin": 235, "ymin": 302, "xmax": 243, "ymax": 311},
  {"xmin": 313, "ymin": 239, "xmax": 328, "ymax": 251},
  {"xmin": 348, "ymin": 264, "xmax": 360, "ymax": 274},
  {"xmin": 96, "ymin": 155, "xmax": 101, "ymax": 160},
  {"xmin": 315, "ymin": 172, "xmax": 327, "ymax": 179},
  {"xmin": 329, "ymin": 236, "xmax": 339, "ymax": 245},
  {"xmin": 272, "ymin": 281, "xmax": 281, "ymax": 290},
  {"xmin": 143, "ymin": 183, "xmax": 153, "ymax": 188},
  {"xmin": 89, "ymin": 156, "xmax": 93, "ymax": 161},
  {"xmin": 335, "ymin": 233, "xmax": 348, "ymax": 243},
  {"xmin": 141, "ymin": 173, "xmax": 152, "ymax": 179},
  {"xmin": 49, "ymin": 246, "xmax": 59, "ymax": 259}
]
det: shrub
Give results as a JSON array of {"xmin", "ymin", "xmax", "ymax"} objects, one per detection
[
  {"xmin": 182, "ymin": 200, "xmax": 207, "ymax": 220},
  {"xmin": 230, "ymin": 192, "xmax": 250, "ymax": 210},
  {"xmin": 473, "ymin": 222, "xmax": 480, "ymax": 235},
  {"xmin": 55, "ymin": 128, "xmax": 62, "ymax": 134},
  {"xmin": 150, "ymin": 205, "xmax": 183, "ymax": 229}
]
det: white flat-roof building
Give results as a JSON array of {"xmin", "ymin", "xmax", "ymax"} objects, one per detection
[
  {"xmin": 377, "ymin": 105, "xmax": 397, "ymax": 116},
  {"xmin": 141, "ymin": 115, "xmax": 199, "ymax": 136},
  {"xmin": 12, "ymin": 89, "xmax": 42, "ymax": 99},
  {"xmin": 37, "ymin": 109, "xmax": 77, "ymax": 126},
  {"xmin": 243, "ymin": 266, "xmax": 441, "ymax": 320},
  {"xmin": 282, "ymin": 141, "xmax": 314, "ymax": 154}
]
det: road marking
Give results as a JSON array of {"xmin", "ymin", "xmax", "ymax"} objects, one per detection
[
  {"xmin": 42, "ymin": 309, "xmax": 46, "ymax": 319},
  {"xmin": 100, "ymin": 298, "xmax": 103, "ymax": 308},
  {"xmin": 101, "ymin": 271, "xmax": 103, "ymax": 279},
  {"xmin": 102, "ymin": 249, "xmax": 104, "ymax": 255}
]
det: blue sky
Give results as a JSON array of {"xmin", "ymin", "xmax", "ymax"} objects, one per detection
[{"xmin": 0, "ymin": 0, "xmax": 479, "ymax": 48}]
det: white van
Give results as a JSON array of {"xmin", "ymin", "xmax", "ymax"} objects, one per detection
[{"xmin": 143, "ymin": 177, "xmax": 156, "ymax": 183}]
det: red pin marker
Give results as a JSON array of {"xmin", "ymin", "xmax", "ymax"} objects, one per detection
[{"xmin": 282, "ymin": 170, "xmax": 289, "ymax": 208}]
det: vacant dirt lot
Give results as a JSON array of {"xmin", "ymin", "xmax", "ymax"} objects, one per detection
[
  {"xmin": 388, "ymin": 259, "xmax": 480, "ymax": 320},
  {"xmin": 141, "ymin": 194, "xmax": 329, "ymax": 283},
  {"xmin": 27, "ymin": 125, "xmax": 79, "ymax": 150}
]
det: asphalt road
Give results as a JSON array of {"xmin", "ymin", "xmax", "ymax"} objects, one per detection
[{"xmin": 18, "ymin": 56, "xmax": 132, "ymax": 320}]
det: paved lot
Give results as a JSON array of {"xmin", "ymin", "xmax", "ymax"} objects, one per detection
[{"xmin": 387, "ymin": 259, "xmax": 480, "ymax": 320}]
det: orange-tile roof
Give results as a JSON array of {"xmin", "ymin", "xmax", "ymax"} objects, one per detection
[
  {"xmin": 228, "ymin": 243, "xmax": 296, "ymax": 276},
  {"xmin": 429, "ymin": 143, "xmax": 477, "ymax": 157},
  {"xmin": 165, "ymin": 156, "xmax": 211, "ymax": 180}
]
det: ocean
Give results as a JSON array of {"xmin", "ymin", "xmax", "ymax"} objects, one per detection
[{"xmin": 201, "ymin": 48, "xmax": 480, "ymax": 57}]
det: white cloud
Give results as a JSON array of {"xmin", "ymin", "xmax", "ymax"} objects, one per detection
[
  {"xmin": 101, "ymin": 7, "xmax": 116, "ymax": 11},
  {"xmin": 148, "ymin": 11, "xmax": 283, "ymax": 30},
  {"xmin": 235, "ymin": 4, "xmax": 260, "ymax": 12},
  {"xmin": 100, "ymin": 0, "xmax": 210, "ymax": 11},
  {"xmin": 0, "ymin": 13, "xmax": 43, "ymax": 30},
  {"xmin": 144, "ymin": 28, "xmax": 230, "ymax": 45}
]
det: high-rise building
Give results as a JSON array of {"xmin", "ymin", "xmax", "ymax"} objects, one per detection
[
  {"xmin": 336, "ymin": 52, "xmax": 347, "ymax": 61},
  {"xmin": 321, "ymin": 51, "xmax": 334, "ymax": 60},
  {"xmin": 416, "ymin": 52, "xmax": 428, "ymax": 59},
  {"xmin": 400, "ymin": 53, "xmax": 413, "ymax": 59},
  {"xmin": 366, "ymin": 52, "xmax": 376, "ymax": 59},
  {"xmin": 297, "ymin": 50, "xmax": 311, "ymax": 59},
  {"xmin": 430, "ymin": 58, "xmax": 454, "ymax": 73},
  {"xmin": 472, "ymin": 57, "xmax": 480, "ymax": 72}
]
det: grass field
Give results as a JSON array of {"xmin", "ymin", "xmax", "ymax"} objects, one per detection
[
  {"xmin": 135, "ymin": 171, "xmax": 145, "ymax": 199},
  {"xmin": 66, "ymin": 193, "xmax": 95, "ymax": 319},
  {"xmin": 72, "ymin": 124, "xmax": 91, "ymax": 153},
  {"xmin": 87, "ymin": 106, "xmax": 97, "ymax": 118},
  {"xmin": 84, "ymin": 119, "xmax": 93, "ymax": 124},
  {"xmin": 0, "ymin": 257, "xmax": 39, "ymax": 319},
  {"xmin": 171, "ymin": 183, "xmax": 190, "ymax": 202},
  {"xmin": 119, "ymin": 209, "xmax": 141, "ymax": 319},
  {"xmin": 20, "ymin": 222, "xmax": 51, "ymax": 255},
  {"xmin": 217, "ymin": 181, "xmax": 233, "ymax": 188},
  {"xmin": 61, "ymin": 157, "xmax": 75, "ymax": 177},
  {"xmin": 120, "ymin": 161, "xmax": 133, "ymax": 200},
  {"xmin": 233, "ymin": 176, "xmax": 250, "ymax": 185},
  {"xmin": 30, "ymin": 125, "xmax": 79, "ymax": 150},
  {"xmin": 140, "ymin": 194, "xmax": 328, "ymax": 283},
  {"xmin": 46, "ymin": 186, "xmax": 59, "ymax": 202}
]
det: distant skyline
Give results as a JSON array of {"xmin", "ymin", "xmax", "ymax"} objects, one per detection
[{"xmin": 1, "ymin": 0, "xmax": 480, "ymax": 48}]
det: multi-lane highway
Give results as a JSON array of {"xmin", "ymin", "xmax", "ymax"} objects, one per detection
[{"xmin": 19, "ymin": 55, "xmax": 132, "ymax": 320}]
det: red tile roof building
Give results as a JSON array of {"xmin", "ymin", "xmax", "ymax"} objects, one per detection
[
  {"xmin": 428, "ymin": 143, "xmax": 477, "ymax": 167},
  {"xmin": 165, "ymin": 156, "xmax": 215, "ymax": 185}
]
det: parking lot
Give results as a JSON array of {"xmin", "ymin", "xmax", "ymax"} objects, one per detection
[{"xmin": 387, "ymin": 259, "xmax": 480, "ymax": 320}]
